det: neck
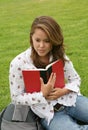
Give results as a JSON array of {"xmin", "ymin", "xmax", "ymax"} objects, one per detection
[{"xmin": 39, "ymin": 55, "xmax": 50, "ymax": 65}]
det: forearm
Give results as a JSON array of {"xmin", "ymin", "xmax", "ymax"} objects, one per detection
[
  {"xmin": 45, "ymin": 87, "xmax": 71, "ymax": 100},
  {"xmin": 61, "ymin": 88, "xmax": 71, "ymax": 96}
]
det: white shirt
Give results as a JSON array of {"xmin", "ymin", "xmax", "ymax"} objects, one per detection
[{"xmin": 9, "ymin": 48, "xmax": 81, "ymax": 124}]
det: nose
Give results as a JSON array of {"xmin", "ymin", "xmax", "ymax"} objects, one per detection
[{"xmin": 39, "ymin": 41, "xmax": 45, "ymax": 47}]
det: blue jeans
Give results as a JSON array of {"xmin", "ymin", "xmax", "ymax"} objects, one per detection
[{"xmin": 41, "ymin": 96, "xmax": 88, "ymax": 130}]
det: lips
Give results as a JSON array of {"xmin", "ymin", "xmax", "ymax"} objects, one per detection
[{"xmin": 38, "ymin": 50, "xmax": 45, "ymax": 53}]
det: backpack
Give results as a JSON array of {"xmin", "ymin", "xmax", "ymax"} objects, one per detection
[{"xmin": 0, "ymin": 105, "xmax": 45, "ymax": 130}]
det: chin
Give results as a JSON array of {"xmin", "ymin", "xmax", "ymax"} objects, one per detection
[
  {"xmin": 38, "ymin": 52, "xmax": 46, "ymax": 56},
  {"xmin": 38, "ymin": 54, "xmax": 46, "ymax": 57}
]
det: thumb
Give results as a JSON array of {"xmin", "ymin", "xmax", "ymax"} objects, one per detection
[{"xmin": 40, "ymin": 77, "xmax": 44, "ymax": 85}]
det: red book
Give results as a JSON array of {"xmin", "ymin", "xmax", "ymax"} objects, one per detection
[{"xmin": 22, "ymin": 60, "xmax": 65, "ymax": 93}]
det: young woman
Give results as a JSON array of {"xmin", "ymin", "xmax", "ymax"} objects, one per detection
[{"xmin": 1, "ymin": 16, "xmax": 88, "ymax": 130}]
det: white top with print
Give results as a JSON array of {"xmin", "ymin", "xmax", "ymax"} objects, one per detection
[{"xmin": 9, "ymin": 47, "xmax": 81, "ymax": 124}]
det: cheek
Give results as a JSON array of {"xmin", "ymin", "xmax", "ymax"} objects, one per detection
[
  {"xmin": 32, "ymin": 42, "xmax": 39, "ymax": 52},
  {"xmin": 33, "ymin": 43, "xmax": 37, "ymax": 49},
  {"xmin": 47, "ymin": 44, "xmax": 52, "ymax": 51},
  {"xmin": 32, "ymin": 39, "xmax": 37, "ymax": 47}
]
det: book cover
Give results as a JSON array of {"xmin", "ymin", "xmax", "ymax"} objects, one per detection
[{"xmin": 22, "ymin": 60, "xmax": 65, "ymax": 93}]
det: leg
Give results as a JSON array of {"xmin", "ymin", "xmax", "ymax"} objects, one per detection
[
  {"xmin": 41, "ymin": 109, "xmax": 86, "ymax": 130},
  {"xmin": 66, "ymin": 95, "xmax": 88, "ymax": 123}
]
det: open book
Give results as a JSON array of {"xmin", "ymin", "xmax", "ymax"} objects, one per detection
[{"xmin": 22, "ymin": 59, "xmax": 65, "ymax": 93}]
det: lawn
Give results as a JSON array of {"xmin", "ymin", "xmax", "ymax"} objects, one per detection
[{"xmin": 0, "ymin": 0, "xmax": 88, "ymax": 111}]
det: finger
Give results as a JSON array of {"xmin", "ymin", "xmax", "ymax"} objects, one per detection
[
  {"xmin": 40, "ymin": 77, "xmax": 44, "ymax": 85},
  {"xmin": 50, "ymin": 73, "xmax": 56, "ymax": 86},
  {"xmin": 48, "ymin": 72, "xmax": 53, "ymax": 82},
  {"xmin": 52, "ymin": 73, "xmax": 56, "ymax": 83},
  {"xmin": 51, "ymin": 88, "xmax": 56, "ymax": 92},
  {"xmin": 48, "ymin": 92, "xmax": 55, "ymax": 96},
  {"xmin": 48, "ymin": 73, "xmax": 56, "ymax": 83},
  {"xmin": 46, "ymin": 95, "xmax": 56, "ymax": 100}
]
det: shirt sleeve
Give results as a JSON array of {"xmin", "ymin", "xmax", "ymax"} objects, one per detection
[
  {"xmin": 64, "ymin": 56, "xmax": 81, "ymax": 93},
  {"xmin": 9, "ymin": 56, "xmax": 47, "ymax": 106}
]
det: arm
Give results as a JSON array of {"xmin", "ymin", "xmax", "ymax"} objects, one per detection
[
  {"xmin": 9, "ymin": 57, "xmax": 47, "ymax": 106},
  {"xmin": 9, "ymin": 50, "xmax": 55, "ymax": 122},
  {"xmin": 64, "ymin": 56, "xmax": 81, "ymax": 93},
  {"xmin": 46, "ymin": 56, "xmax": 81, "ymax": 100}
]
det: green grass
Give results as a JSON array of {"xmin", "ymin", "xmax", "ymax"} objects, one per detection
[{"xmin": 0, "ymin": 0, "xmax": 88, "ymax": 111}]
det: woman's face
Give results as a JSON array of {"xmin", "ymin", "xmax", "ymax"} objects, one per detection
[{"xmin": 32, "ymin": 28, "xmax": 52, "ymax": 59}]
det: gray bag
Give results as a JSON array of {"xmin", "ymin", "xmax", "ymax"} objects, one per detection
[
  {"xmin": 1, "ymin": 104, "xmax": 45, "ymax": 130},
  {"xmin": 1, "ymin": 119, "xmax": 44, "ymax": 130}
]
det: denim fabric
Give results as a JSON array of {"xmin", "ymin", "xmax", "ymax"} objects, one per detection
[
  {"xmin": 41, "ymin": 96, "xmax": 88, "ymax": 130},
  {"xmin": 66, "ymin": 95, "xmax": 88, "ymax": 123}
]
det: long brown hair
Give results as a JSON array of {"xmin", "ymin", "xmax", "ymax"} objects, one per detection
[{"xmin": 30, "ymin": 16, "xmax": 65, "ymax": 68}]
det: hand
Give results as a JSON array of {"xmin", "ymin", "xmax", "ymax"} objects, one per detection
[
  {"xmin": 40, "ymin": 73, "xmax": 56, "ymax": 98},
  {"xmin": 46, "ymin": 88, "xmax": 71, "ymax": 100}
]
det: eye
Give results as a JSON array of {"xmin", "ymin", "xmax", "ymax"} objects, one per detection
[
  {"xmin": 35, "ymin": 38, "xmax": 41, "ymax": 42},
  {"xmin": 44, "ymin": 39, "xmax": 50, "ymax": 43}
]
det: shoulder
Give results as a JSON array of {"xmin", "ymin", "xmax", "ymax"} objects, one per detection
[
  {"xmin": 64, "ymin": 54, "xmax": 74, "ymax": 68},
  {"xmin": 64, "ymin": 54, "xmax": 70, "ymax": 61},
  {"xmin": 10, "ymin": 47, "xmax": 32, "ymax": 69}
]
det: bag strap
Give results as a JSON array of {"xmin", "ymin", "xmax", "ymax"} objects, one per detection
[
  {"xmin": 36, "ymin": 118, "xmax": 45, "ymax": 130},
  {"xmin": 0, "ymin": 107, "xmax": 7, "ymax": 130}
]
